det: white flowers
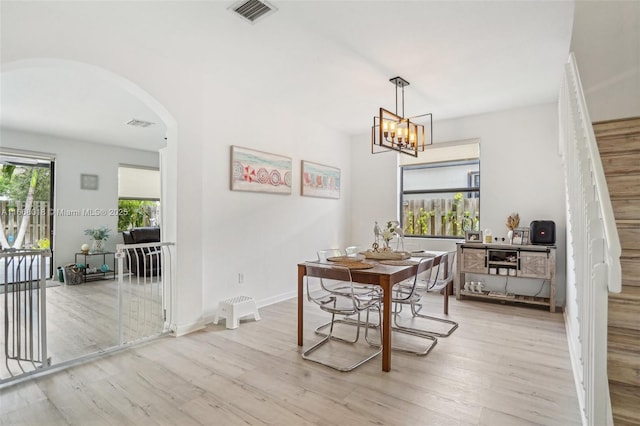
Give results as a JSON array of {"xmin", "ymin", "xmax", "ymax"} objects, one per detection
[{"xmin": 382, "ymin": 220, "xmax": 401, "ymax": 248}]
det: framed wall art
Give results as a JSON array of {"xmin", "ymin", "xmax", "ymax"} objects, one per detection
[
  {"xmin": 80, "ymin": 174, "xmax": 99, "ymax": 190},
  {"xmin": 301, "ymin": 160, "xmax": 340, "ymax": 199},
  {"xmin": 230, "ymin": 146, "xmax": 292, "ymax": 195}
]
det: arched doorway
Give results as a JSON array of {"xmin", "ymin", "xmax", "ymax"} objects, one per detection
[{"xmin": 0, "ymin": 58, "xmax": 178, "ymax": 382}]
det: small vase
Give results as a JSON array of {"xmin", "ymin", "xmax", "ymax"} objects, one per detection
[
  {"xmin": 507, "ymin": 230, "xmax": 514, "ymax": 245},
  {"xmin": 92, "ymin": 239, "xmax": 106, "ymax": 253}
]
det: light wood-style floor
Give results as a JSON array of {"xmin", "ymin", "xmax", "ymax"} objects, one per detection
[
  {"xmin": 1, "ymin": 278, "xmax": 164, "ymax": 381},
  {"xmin": 0, "ymin": 294, "xmax": 581, "ymax": 425}
]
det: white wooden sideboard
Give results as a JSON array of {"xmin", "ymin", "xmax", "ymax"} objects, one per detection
[{"xmin": 455, "ymin": 242, "xmax": 557, "ymax": 312}]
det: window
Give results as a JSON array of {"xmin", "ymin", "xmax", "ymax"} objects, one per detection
[
  {"xmin": 401, "ymin": 159, "xmax": 480, "ymax": 238},
  {"xmin": 118, "ymin": 166, "xmax": 160, "ymax": 231},
  {"xmin": 1, "ymin": 152, "xmax": 54, "ymax": 279}
]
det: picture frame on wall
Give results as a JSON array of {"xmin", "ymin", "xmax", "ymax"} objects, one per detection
[
  {"xmin": 465, "ymin": 230, "xmax": 482, "ymax": 243},
  {"xmin": 301, "ymin": 160, "xmax": 341, "ymax": 199},
  {"xmin": 80, "ymin": 174, "xmax": 99, "ymax": 190},
  {"xmin": 230, "ymin": 145, "xmax": 292, "ymax": 195}
]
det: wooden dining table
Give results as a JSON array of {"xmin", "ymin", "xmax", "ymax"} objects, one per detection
[{"xmin": 297, "ymin": 251, "xmax": 447, "ymax": 372}]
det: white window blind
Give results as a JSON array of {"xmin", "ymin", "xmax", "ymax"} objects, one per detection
[
  {"xmin": 400, "ymin": 139, "xmax": 480, "ymax": 166},
  {"xmin": 118, "ymin": 166, "xmax": 160, "ymax": 200}
]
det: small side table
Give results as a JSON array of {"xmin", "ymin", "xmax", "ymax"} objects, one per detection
[{"xmin": 74, "ymin": 251, "xmax": 116, "ymax": 283}]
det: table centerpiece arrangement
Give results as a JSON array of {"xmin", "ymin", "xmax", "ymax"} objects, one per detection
[{"xmin": 364, "ymin": 220, "xmax": 410, "ymax": 260}]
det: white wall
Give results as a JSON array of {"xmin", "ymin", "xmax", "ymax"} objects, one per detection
[
  {"xmin": 2, "ymin": 4, "xmax": 204, "ymax": 333},
  {"xmin": 2, "ymin": 2, "xmax": 587, "ymax": 329},
  {"xmin": 1, "ymin": 3, "xmax": 354, "ymax": 332},
  {"xmin": 350, "ymin": 138, "xmax": 399, "ymax": 249},
  {"xmin": 0, "ymin": 128, "xmax": 159, "ymax": 267},
  {"xmin": 351, "ymin": 102, "xmax": 568, "ymax": 306},
  {"xmin": 571, "ymin": 1, "xmax": 640, "ymax": 121},
  {"xmin": 200, "ymin": 80, "xmax": 352, "ymax": 316}
]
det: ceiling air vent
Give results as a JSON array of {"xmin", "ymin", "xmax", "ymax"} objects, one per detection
[
  {"xmin": 127, "ymin": 119, "xmax": 155, "ymax": 128},
  {"xmin": 230, "ymin": 0, "xmax": 277, "ymax": 24}
]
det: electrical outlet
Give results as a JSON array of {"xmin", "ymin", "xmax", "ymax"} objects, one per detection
[{"xmin": 238, "ymin": 273, "xmax": 244, "ymax": 284}]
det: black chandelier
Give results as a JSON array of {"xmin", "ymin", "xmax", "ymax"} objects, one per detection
[{"xmin": 371, "ymin": 76, "xmax": 433, "ymax": 157}]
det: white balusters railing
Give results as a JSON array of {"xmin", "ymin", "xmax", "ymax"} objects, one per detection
[
  {"xmin": 116, "ymin": 242, "xmax": 174, "ymax": 345},
  {"xmin": 1, "ymin": 249, "xmax": 51, "ymax": 384},
  {"xmin": 559, "ymin": 53, "xmax": 621, "ymax": 426}
]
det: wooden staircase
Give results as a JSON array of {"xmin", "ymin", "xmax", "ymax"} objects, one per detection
[{"xmin": 594, "ymin": 117, "xmax": 640, "ymax": 426}]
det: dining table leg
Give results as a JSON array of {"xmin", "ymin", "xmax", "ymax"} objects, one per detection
[
  {"xmin": 381, "ymin": 276, "xmax": 391, "ymax": 372},
  {"xmin": 444, "ymin": 282, "xmax": 450, "ymax": 315},
  {"xmin": 298, "ymin": 264, "xmax": 305, "ymax": 346},
  {"xmin": 441, "ymin": 254, "xmax": 450, "ymax": 314}
]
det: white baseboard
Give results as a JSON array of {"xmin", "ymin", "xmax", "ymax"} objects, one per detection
[
  {"xmin": 171, "ymin": 319, "xmax": 207, "ymax": 337},
  {"xmin": 255, "ymin": 290, "xmax": 297, "ymax": 308}
]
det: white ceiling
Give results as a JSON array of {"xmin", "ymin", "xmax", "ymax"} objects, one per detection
[
  {"xmin": 1, "ymin": 66, "xmax": 167, "ymax": 151},
  {"xmin": 0, "ymin": 1, "xmax": 575, "ymax": 151}
]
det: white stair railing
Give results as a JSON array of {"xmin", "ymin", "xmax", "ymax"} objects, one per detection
[{"xmin": 559, "ymin": 53, "xmax": 621, "ymax": 426}]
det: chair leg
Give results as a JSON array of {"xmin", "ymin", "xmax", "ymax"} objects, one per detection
[
  {"xmin": 313, "ymin": 313, "xmax": 361, "ymax": 343},
  {"xmin": 302, "ymin": 339, "xmax": 381, "ymax": 372},
  {"xmin": 364, "ymin": 305, "xmax": 382, "ymax": 347},
  {"xmin": 409, "ymin": 302, "xmax": 459, "ymax": 337},
  {"xmin": 364, "ymin": 307, "xmax": 438, "ymax": 356},
  {"xmin": 387, "ymin": 309, "xmax": 438, "ymax": 355},
  {"xmin": 314, "ymin": 315, "xmax": 380, "ymax": 337},
  {"xmin": 329, "ymin": 312, "xmax": 361, "ymax": 343},
  {"xmin": 326, "ymin": 312, "xmax": 366, "ymax": 344},
  {"xmin": 390, "ymin": 325, "xmax": 438, "ymax": 356},
  {"xmin": 302, "ymin": 311, "xmax": 382, "ymax": 372},
  {"xmin": 302, "ymin": 334, "xmax": 332, "ymax": 360}
]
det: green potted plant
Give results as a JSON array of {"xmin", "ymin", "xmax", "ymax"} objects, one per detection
[{"xmin": 84, "ymin": 225, "xmax": 111, "ymax": 252}]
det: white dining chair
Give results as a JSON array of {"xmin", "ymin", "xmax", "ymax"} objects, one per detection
[
  {"xmin": 314, "ymin": 247, "xmax": 376, "ymax": 334},
  {"xmin": 394, "ymin": 251, "xmax": 459, "ymax": 338},
  {"xmin": 409, "ymin": 250, "xmax": 459, "ymax": 337},
  {"xmin": 317, "ymin": 248, "xmax": 343, "ymax": 260},
  {"xmin": 366, "ymin": 257, "xmax": 439, "ymax": 356},
  {"xmin": 384, "ymin": 257, "xmax": 438, "ymax": 356},
  {"xmin": 302, "ymin": 262, "xmax": 382, "ymax": 371},
  {"xmin": 345, "ymin": 246, "xmax": 362, "ymax": 256}
]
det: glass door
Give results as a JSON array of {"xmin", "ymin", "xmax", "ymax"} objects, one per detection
[
  {"xmin": 1, "ymin": 153, "xmax": 53, "ymax": 382},
  {"xmin": 0, "ymin": 154, "xmax": 54, "ymax": 281}
]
